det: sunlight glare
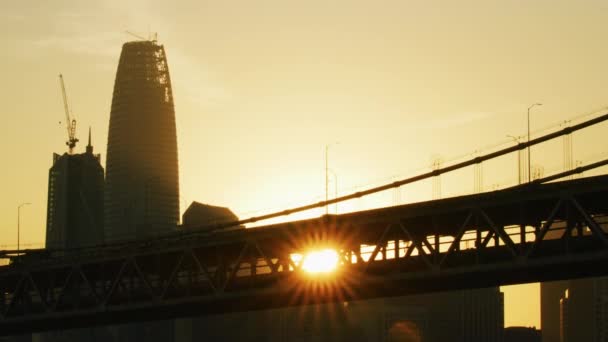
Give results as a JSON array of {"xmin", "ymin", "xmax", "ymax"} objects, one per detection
[{"xmin": 297, "ymin": 249, "xmax": 340, "ymax": 274}]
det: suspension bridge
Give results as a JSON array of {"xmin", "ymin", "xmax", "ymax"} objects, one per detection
[{"xmin": 1, "ymin": 113, "xmax": 608, "ymax": 335}]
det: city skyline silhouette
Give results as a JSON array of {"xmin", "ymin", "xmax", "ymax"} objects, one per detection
[{"xmin": 2, "ymin": 1, "xmax": 608, "ymax": 335}]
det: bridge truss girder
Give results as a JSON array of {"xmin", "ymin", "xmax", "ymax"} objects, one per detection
[{"xmin": 1, "ymin": 176, "xmax": 608, "ymax": 335}]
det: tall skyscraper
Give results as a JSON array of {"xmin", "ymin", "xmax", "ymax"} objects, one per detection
[
  {"xmin": 46, "ymin": 131, "xmax": 104, "ymax": 249},
  {"xmin": 103, "ymin": 39, "xmax": 179, "ymax": 342},
  {"xmin": 104, "ymin": 40, "xmax": 180, "ymax": 241}
]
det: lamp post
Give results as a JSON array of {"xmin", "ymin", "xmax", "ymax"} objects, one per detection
[
  {"xmin": 324, "ymin": 143, "xmax": 339, "ymax": 215},
  {"xmin": 527, "ymin": 103, "xmax": 542, "ymax": 182},
  {"xmin": 328, "ymin": 169, "xmax": 338, "ymax": 215},
  {"xmin": 17, "ymin": 202, "xmax": 31, "ymax": 253},
  {"xmin": 507, "ymin": 135, "xmax": 521, "ymax": 184}
]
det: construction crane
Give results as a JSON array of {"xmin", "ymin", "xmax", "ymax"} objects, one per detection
[
  {"xmin": 125, "ymin": 30, "xmax": 146, "ymax": 41},
  {"xmin": 58, "ymin": 74, "xmax": 78, "ymax": 153},
  {"xmin": 125, "ymin": 30, "xmax": 158, "ymax": 42}
]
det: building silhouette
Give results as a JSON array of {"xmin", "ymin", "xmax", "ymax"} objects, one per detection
[
  {"xmin": 102, "ymin": 39, "xmax": 180, "ymax": 342},
  {"xmin": 40, "ymin": 132, "xmax": 109, "ymax": 342},
  {"xmin": 542, "ymin": 277, "xmax": 608, "ymax": 342},
  {"xmin": 504, "ymin": 326, "xmax": 541, "ymax": 342},
  {"xmin": 175, "ymin": 288, "xmax": 504, "ymax": 342},
  {"xmin": 104, "ymin": 39, "xmax": 180, "ymax": 242},
  {"xmin": 182, "ymin": 201, "xmax": 242, "ymax": 230},
  {"xmin": 45, "ymin": 131, "xmax": 104, "ymax": 250},
  {"xmin": 541, "ymin": 281, "xmax": 569, "ymax": 342}
]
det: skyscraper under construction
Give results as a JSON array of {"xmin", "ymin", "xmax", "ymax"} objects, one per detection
[
  {"xmin": 46, "ymin": 131, "xmax": 104, "ymax": 250},
  {"xmin": 105, "ymin": 40, "xmax": 180, "ymax": 242}
]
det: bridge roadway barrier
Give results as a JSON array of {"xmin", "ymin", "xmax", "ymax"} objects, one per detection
[{"xmin": 2, "ymin": 175, "xmax": 608, "ymax": 335}]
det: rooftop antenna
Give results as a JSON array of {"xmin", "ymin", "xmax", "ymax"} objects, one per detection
[
  {"xmin": 125, "ymin": 30, "xmax": 157, "ymax": 42},
  {"xmin": 86, "ymin": 126, "xmax": 93, "ymax": 154},
  {"xmin": 58, "ymin": 74, "xmax": 78, "ymax": 154}
]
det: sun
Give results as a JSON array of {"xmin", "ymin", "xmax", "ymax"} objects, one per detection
[{"xmin": 292, "ymin": 249, "xmax": 340, "ymax": 274}]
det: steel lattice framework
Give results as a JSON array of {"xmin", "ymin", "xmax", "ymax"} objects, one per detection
[{"xmin": 2, "ymin": 175, "xmax": 608, "ymax": 335}]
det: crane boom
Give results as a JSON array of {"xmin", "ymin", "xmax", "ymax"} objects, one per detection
[
  {"xmin": 58, "ymin": 74, "xmax": 78, "ymax": 153},
  {"xmin": 125, "ymin": 30, "xmax": 146, "ymax": 41},
  {"xmin": 59, "ymin": 74, "xmax": 71, "ymax": 138}
]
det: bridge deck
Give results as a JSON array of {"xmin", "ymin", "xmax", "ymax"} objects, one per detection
[{"xmin": 2, "ymin": 175, "xmax": 608, "ymax": 335}]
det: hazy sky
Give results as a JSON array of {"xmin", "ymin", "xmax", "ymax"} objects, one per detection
[{"xmin": 2, "ymin": 0, "xmax": 608, "ymax": 328}]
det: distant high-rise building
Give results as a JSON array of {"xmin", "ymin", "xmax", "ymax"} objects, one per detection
[
  {"xmin": 542, "ymin": 277, "xmax": 608, "ymax": 342},
  {"xmin": 46, "ymin": 131, "xmax": 104, "ymax": 249},
  {"xmin": 42, "ymin": 131, "xmax": 107, "ymax": 342},
  {"xmin": 541, "ymin": 281, "xmax": 569, "ymax": 342},
  {"xmin": 596, "ymin": 280, "xmax": 608, "ymax": 341},
  {"xmin": 104, "ymin": 39, "xmax": 179, "ymax": 342},
  {"xmin": 559, "ymin": 290, "xmax": 569, "ymax": 342},
  {"xmin": 105, "ymin": 40, "xmax": 179, "ymax": 242}
]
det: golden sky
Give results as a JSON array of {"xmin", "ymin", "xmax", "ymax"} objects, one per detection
[{"xmin": 2, "ymin": 0, "xmax": 608, "ymax": 328}]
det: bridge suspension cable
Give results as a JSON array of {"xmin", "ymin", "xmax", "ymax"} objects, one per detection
[
  {"xmin": 3, "ymin": 112, "xmax": 608, "ymax": 258},
  {"xmin": 229, "ymin": 112, "xmax": 608, "ymax": 227}
]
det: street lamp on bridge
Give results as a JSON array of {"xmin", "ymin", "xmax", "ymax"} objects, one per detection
[
  {"xmin": 325, "ymin": 142, "xmax": 339, "ymax": 215},
  {"xmin": 507, "ymin": 135, "xmax": 522, "ymax": 184},
  {"xmin": 327, "ymin": 168, "xmax": 338, "ymax": 215},
  {"xmin": 527, "ymin": 103, "xmax": 543, "ymax": 182},
  {"xmin": 17, "ymin": 202, "xmax": 31, "ymax": 254}
]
